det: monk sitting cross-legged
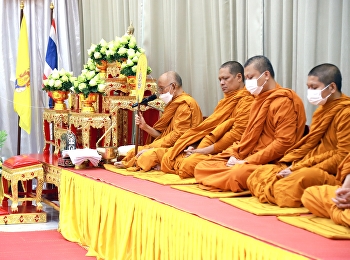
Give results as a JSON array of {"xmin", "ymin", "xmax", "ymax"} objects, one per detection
[
  {"xmin": 301, "ymin": 153, "xmax": 350, "ymax": 228},
  {"xmin": 136, "ymin": 61, "xmax": 254, "ymax": 174},
  {"xmin": 247, "ymin": 63, "xmax": 350, "ymax": 208},
  {"xmin": 114, "ymin": 71, "xmax": 203, "ymax": 170},
  {"xmin": 193, "ymin": 55, "xmax": 306, "ymax": 193}
]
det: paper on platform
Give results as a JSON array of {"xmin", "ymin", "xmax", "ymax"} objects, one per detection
[{"xmin": 62, "ymin": 148, "xmax": 102, "ymax": 166}]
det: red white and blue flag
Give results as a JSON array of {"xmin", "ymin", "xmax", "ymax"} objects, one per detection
[{"xmin": 43, "ymin": 18, "xmax": 58, "ymax": 107}]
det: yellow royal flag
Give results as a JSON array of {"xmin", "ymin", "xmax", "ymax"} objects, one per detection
[{"xmin": 14, "ymin": 15, "xmax": 31, "ymax": 134}]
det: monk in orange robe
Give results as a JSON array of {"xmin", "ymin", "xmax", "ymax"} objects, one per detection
[
  {"xmin": 247, "ymin": 63, "xmax": 350, "ymax": 207},
  {"xmin": 114, "ymin": 71, "xmax": 203, "ymax": 169},
  {"xmin": 194, "ymin": 55, "xmax": 306, "ymax": 192},
  {"xmin": 137, "ymin": 61, "xmax": 254, "ymax": 174},
  {"xmin": 301, "ymin": 153, "xmax": 350, "ymax": 227}
]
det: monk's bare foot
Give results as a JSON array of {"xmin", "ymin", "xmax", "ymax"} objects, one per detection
[
  {"xmin": 152, "ymin": 164, "xmax": 161, "ymax": 170},
  {"xmin": 114, "ymin": 161, "xmax": 126, "ymax": 169}
]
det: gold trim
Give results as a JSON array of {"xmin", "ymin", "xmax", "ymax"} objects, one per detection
[
  {"xmin": 2, "ymin": 164, "xmax": 44, "ymax": 213},
  {"xmin": 0, "ymin": 211, "xmax": 47, "ymax": 225}
]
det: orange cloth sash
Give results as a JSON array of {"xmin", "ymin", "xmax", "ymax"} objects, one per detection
[
  {"xmin": 166, "ymin": 88, "xmax": 252, "ymax": 160},
  {"xmin": 216, "ymin": 84, "xmax": 306, "ymax": 160},
  {"xmin": 281, "ymin": 95, "xmax": 350, "ymax": 164},
  {"xmin": 146, "ymin": 92, "xmax": 203, "ymax": 145}
]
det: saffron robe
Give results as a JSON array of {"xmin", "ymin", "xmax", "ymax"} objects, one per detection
[
  {"xmin": 137, "ymin": 89, "xmax": 253, "ymax": 172},
  {"xmin": 120, "ymin": 92, "xmax": 203, "ymax": 168},
  {"xmin": 194, "ymin": 85, "xmax": 306, "ymax": 192},
  {"xmin": 301, "ymin": 153, "xmax": 350, "ymax": 228},
  {"xmin": 247, "ymin": 95, "xmax": 350, "ymax": 207}
]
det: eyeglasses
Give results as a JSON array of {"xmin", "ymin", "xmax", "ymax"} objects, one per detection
[{"xmin": 157, "ymin": 82, "xmax": 175, "ymax": 93}]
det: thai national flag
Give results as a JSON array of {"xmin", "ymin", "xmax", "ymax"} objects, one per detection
[{"xmin": 43, "ymin": 18, "xmax": 58, "ymax": 108}]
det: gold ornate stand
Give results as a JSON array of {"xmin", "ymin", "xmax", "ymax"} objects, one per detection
[
  {"xmin": 2, "ymin": 164, "xmax": 44, "ymax": 213},
  {"xmin": 69, "ymin": 112, "xmax": 112, "ymax": 148},
  {"xmin": 109, "ymin": 96, "xmax": 165, "ymax": 147}
]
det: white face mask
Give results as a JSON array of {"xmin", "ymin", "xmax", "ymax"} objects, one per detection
[
  {"xmin": 159, "ymin": 91, "xmax": 173, "ymax": 104},
  {"xmin": 307, "ymin": 84, "xmax": 331, "ymax": 106},
  {"xmin": 245, "ymin": 72, "xmax": 267, "ymax": 95}
]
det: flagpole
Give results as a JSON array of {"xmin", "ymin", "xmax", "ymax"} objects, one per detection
[{"xmin": 16, "ymin": 1, "xmax": 24, "ymax": 155}]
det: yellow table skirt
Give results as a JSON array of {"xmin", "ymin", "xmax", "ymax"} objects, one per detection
[{"xmin": 59, "ymin": 169, "xmax": 307, "ymax": 260}]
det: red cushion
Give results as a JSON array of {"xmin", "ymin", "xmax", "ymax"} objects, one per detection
[{"xmin": 3, "ymin": 155, "xmax": 41, "ymax": 169}]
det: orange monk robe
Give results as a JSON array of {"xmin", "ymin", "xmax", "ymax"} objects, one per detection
[
  {"xmin": 247, "ymin": 95, "xmax": 350, "ymax": 207},
  {"xmin": 301, "ymin": 153, "xmax": 350, "ymax": 227},
  {"xmin": 137, "ymin": 89, "xmax": 253, "ymax": 172},
  {"xmin": 121, "ymin": 92, "xmax": 202, "ymax": 168},
  {"xmin": 194, "ymin": 85, "xmax": 306, "ymax": 192}
]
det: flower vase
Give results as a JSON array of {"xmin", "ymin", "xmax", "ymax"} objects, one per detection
[
  {"xmin": 96, "ymin": 60, "xmax": 107, "ymax": 79},
  {"xmin": 51, "ymin": 91, "xmax": 68, "ymax": 110},
  {"xmin": 80, "ymin": 93, "xmax": 98, "ymax": 113}
]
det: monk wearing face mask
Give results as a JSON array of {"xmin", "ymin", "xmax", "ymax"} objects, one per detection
[
  {"xmin": 194, "ymin": 55, "xmax": 306, "ymax": 193},
  {"xmin": 137, "ymin": 61, "xmax": 254, "ymax": 174},
  {"xmin": 114, "ymin": 71, "xmax": 203, "ymax": 170},
  {"xmin": 247, "ymin": 63, "xmax": 350, "ymax": 208}
]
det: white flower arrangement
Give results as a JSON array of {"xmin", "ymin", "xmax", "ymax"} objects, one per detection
[
  {"xmin": 72, "ymin": 58, "xmax": 107, "ymax": 98},
  {"xmin": 87, "ymin": 35, "xmax": 152, "ymax": 77},
  {"xmin": 42, "ymin": 68, "xmax": 75, "ymax": 92}
]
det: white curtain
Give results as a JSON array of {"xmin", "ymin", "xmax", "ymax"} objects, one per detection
[
  {"xmin": 0, "ymin": 0, "xmax": 81, "ymax": 159},
  {"xmin": 1, "ymin": 0, "xmax": 349, "ymax": 159}
]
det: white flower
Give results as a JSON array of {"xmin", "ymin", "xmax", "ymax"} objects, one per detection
[
  {"xmin": 94, "ymin": 52, "xmax": 102, "ymax": 59},
  {"xmin": 54, "ymin": 80, "xmax": 62, "ymax": 88},
  {"xmin": 78, "ymin": 83, "xmax": 87, "ymax": 91},
  {"xmin": 121, "ymin": 63, "xmax": 127, "ymax": 69},
  {"xmin": 51, "ymin": 70, "xmax": 60, "ymax": 80},
  {"xmin": 59, "ymin": 68, "xmax": 66, "ymax": 76},
  {"xmin": 120, "ymin": 35, "xmax": 129, "ymax": 45},
  {"xmin": 89, "ymin": 44, "xmax": 97, "ymax": 52},
  {"xmin": 100, "ymin": 46, "xmax": 107, "ymax": 54},
  {"xmin": 97, "ymin": 83, "xmax": 106, "ymax": 93},
  {"xmin": 61, "ymin": 75, "xmax": 69, "ymax": 82},
  {"xmin": 117, "ymin": 47, "xmax": 127, "ymax": 55},
  {"xmin": 89, "ymin": 78, "xmax": 97, "ymax": 86},
  {"xmin": 99, "ymin": 38, "xmax": 108, "ymax": 47},
  {"xmin": 86, "ymin": 71, "xmax": 96, "ymax": 80},
  {"xmin": 78, "ymin": 75, "xmax": 86, "ymax": 83},
  {"xmin": 139, "ymin": 48, "xmax": 145, "ymax": 53},
  {"xmin": 126, "ymin": 59, "xmax": 134, "ymax": 67},
  {"xmin": 70, "ymin": 86, "xmax": 75, "ymax": 92},
  {"xmin": 48, "ymin": 79, "xmax": 55, "ymax": 87},
  {"xmin": 127, "ymin": 49, "xmax": 136, "ymax": 58},
  {"xmin": 114, "ymin": 38, "xmax": 121, "ymax": 49},
  {"xmin": 43, "ymin": 79, "xmax": 49, "ymax": 86},
  {"xmin": 132, "ymin": 56, "xmax": 139, "ymax": 63},
  {"xmin": 132, "ymin": 65, "xmax": 137, "ymax": 73}
]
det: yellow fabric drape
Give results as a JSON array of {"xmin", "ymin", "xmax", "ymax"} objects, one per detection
[{"xmin": 59, "ymin": 169, "xmax": 307, "ymax": 260}]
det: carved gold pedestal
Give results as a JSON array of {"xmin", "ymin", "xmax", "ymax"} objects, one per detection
[
  {"xmin": 2, "ymin": 164, "xmax": 44, "ymax": 213},
  {"xmin": 0, "ymin": 205, "xmax": 47, "ymax": 225}
]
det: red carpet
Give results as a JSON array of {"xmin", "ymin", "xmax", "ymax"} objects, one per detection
[
  {"xmin": 28, "ymin": 154, "xmax": 350, "ymax": 259},
  {"xmin": 72, "ymin": 167, "xmax": 350, "ymax": 260},
  {"xmin": 0, "ymin": 230, "xmax": 90, "ymax": 260}
]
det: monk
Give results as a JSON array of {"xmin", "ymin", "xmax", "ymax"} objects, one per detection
[
  {"xmin": 136, "ymin": 61, "xmax": 254, "ymax": 174},
  {"xmin": 194, "ymin": 55, "xmax": 306, "ymax": 193},
  {"xmin": 301, "ymin": 153, "xmax": 350, "ymax": 227},
  {"xmin": 247, "ymin": 63, "xmax": 350, "ymax": 208},
  {"xmin": 114, "ymin": 71, "xmax": 203, "ymax": 169}
]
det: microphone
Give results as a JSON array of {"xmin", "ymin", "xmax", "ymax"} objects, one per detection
[{"xmin": 131, "ymin": 94, "xmax": 157, "ymax": 108}]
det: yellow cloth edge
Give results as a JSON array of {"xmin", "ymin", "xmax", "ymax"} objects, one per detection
[
  {"xmin": 59, "ymin": 168, "xmax": 307, "ymax": 260},
  {"xmin": 171, "ymin": 184, "xmax": 251, "ymax": 198},
  {"xmin": 220, "ymin": 197, "xmax": 310, "ymax": 216},
  {"xmin": 278, "ymin": 215, "xmax": 350, "ymax": 239},
  {"xmin": 103, "ymin": 163, "xmax": 136, "ymax": 176},
  {"xmin": 133, "ymin": 171, "xmax": 197, "ymax": 185}
]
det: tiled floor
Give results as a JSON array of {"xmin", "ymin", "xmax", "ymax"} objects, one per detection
[{"xmin": 0, "ymin": 201, "xmax": 59, "ymax": 232}]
